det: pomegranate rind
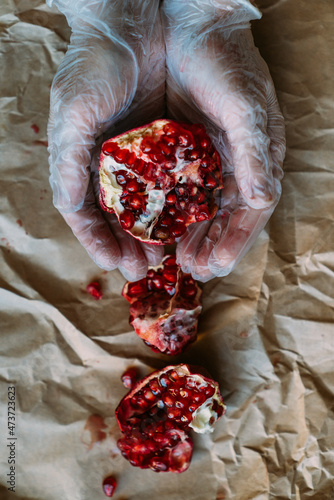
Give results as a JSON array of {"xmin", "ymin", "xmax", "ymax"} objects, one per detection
[
  {"xmin": 99, "ymin": 119, "xmax": 223, "ymax": 245},
  {"xmin": 122, "ymin": 255, "xmax": 202, "ymax": 356},
  {"xmin": 115, "ymin": 364, "xmax": 225, "ymax": 473}
]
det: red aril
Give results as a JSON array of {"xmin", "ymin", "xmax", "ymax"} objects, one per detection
[
  {"xmin": 102, "ymin": 476, "xmax": 117, "ymax": 497},
  {"xmin": 122, "ymin": 255, "xmax": 202, "ymax": 356},
  {"xmin": 121, "ymin": 367, "xmax": 138, "ymax": 390},
  {"xmin": 115, "ymin": 364, "xmax": 226, "ymax": 473},
  {"xmin": 99, "ymin": 120, "xmax": 223, "ymax": 244}
]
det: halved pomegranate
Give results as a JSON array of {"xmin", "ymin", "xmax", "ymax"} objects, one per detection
[
  {"xmin": 116, "ymin": 364, "xmax": 226, "ymax": 473},
  {"xmin": 99, "ymin": 120, "xmax": 223, "ymax": 244},
  {"xmin": 122, "ymin": 255, "xmax": 202, "ymax": 356}
]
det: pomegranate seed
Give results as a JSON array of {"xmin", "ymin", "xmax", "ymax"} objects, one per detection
[
  {"xmin": 162, "ymin": 135, "xmax": 177, "ymax": 146},
  {"xmin": 140, "ymin": 137, "xmax": 155, "ymax": 153},
  {"xmin": 163, "ymin": 255, "xmax": 177, "ymax": 266},
  {"xmin": 179, "ymin": 388, "xmax": 190, "ymax": 398},
  {"xmin": 205, "ymin": 385, "xmax": 215, "ymax": 397},
  {"xmin": 175, "ymin": 400, "xmax": 185, "ymax": 409},
  {"xmin": 186, "ymin": 148, "xmax": 201, "ymax": 161},
  {"xmin": 163, "ymin": 156, "xmax": 177, "ymax": 170},
  {"xmin": 175, "ymin": 212, "xmax": 186, "ymax": 224},
  {"xmin": 149, "ymin": 458, "xmax": 168, "ymax": 472},
  {"xmin": 168, "ymin": 206, "xmax": 177, "ymax": 216},
  {"xmin": 193, "ymin": 392, "xmax": 205, "ymax": 405},
  {"xmin": 125, "ymin": 151, "xmax": 137, "ymax": 166},
  {"xmin": 196, "ymin": 205, "xmax": 210, "ymax": 221},
  {"xmin": 149, "ymin": 379, "xmax": 162, "ymax": 396},
  {"xmin": 132, "ymin": 158, "xmax": 145, "ymax": 175},
  {"xmin": 166, "ymin": 192, "xmax": 177, "ymax": 204},
  {"xmin": 179, "ymin": 201, "xmax": 186, "ymax": 209},
  {"xmin": 102, "ymin": 476, "xmax": 117, "ymax": 497},
  {"xmin": 204, "ymin": 174, "xmax": 218, "ymax": 189},
  {"xmin": 182, "ymin": 285, "xmax": 197, "ymax": 298},
  {"xmin": 153, "ymin": 227, "xmax": 170, "ymax": 241},
  {"xmin": 149, "ymin": 151, "xmax": 165, "ymax": 163},
  {"xmin": 201, "ymin": 155, "xmax": 211, "ymax": 168},
  {"xmin": 162, "ymin": 394, "xmax": 175, "ymax": 407},
  {"xmin": 127, "ymin": 178, "xmax": 141, "ymax": 193},
  {"xmin": 152, "ymin": 276, "xmax": 163, "ymax": 290},
  {"xmin": 160, "ymin": 215, "xmax": 173, "ymax": 227},
  {"xmin": 144, "ymin": 162, "xmax": 158, "ymax": 181},
  {"xmin": 143, "ymin": 388, "xmax": 156, "ymax": 402},
  {"xmin": 115, "ymin": 170, "xmax": 128, "ymax": 186},
  {"xmin": 102, "ymin": 142, "xmax": 118, "ymax": 155},
  {"xmin": 121, "ymin": 367, "xmax": 138, "ymax": 389},
  {"xmin": 163, "ymin": 123, "xmax": 178, "ymax": 136},
  {"xmin": 162, "ymin": 269, "xmax": 178, "ymax": 284},
  {"xmin": 200, "ymin": 136, "xmax": 211, "ymax": 149},
  {"xmin": 164, "ymin": 284, "xmax": 176, "ymax": 295},
  {"xmin": 127, "ymin": 279, "xmax": 148, "ymax": 298},
  {"xmin": 128, "ymin": 194, "xmax": 143, "ymax": 210},
  {"xmin": 114, "ymin": 148, "xmax": 129, "ymax": 163},
  {"xmin": 159, "ymin": 374, "xmax": 172, "ymax": 388},
  {"xmin": 196, "ymin": 191, "xmax": 206, "ymax": 204},
  {"xmin": 167, "ymin": 408, "xmax": 181, "ymax": 419},
  {"xmin": 180, "ymin": 414, "xmax": 190, "ymax": 423},
  {"xmin": 147, "ymin": 269, "xmax": 155, "ymax": 279},
  {"xmin": 159, "ymin": 142, "xmax": 171, "ymax": 156},
  {"xmin": 120, "ymin": 210, "xmax": 135, "ymax": 229},
  {"xmin": 86, "ymin": 281, "xmax": 102, "ymax": 300}
]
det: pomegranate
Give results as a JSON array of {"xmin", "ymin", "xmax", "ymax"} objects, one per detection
[
  {"xmin": 122, "ymin": 255, "xmax": 202, "ymax": 356},
  {"xmin": 102, "ymin": 476, "xmax": 117, "ymax": 497},
  {"xmin": 99, "ymin": 120, "xmax": 223, "ymax": 244},
  {"xmin": 121, "ymin": 367, "xmax": 138, "ymax": 390},
  {"xmin": 86, "ymin": 281, "xmax": 102, "ymax": 300},
  {"xmin": 116, "ymin": 364, "xmax": 226, "ymax": 473}
]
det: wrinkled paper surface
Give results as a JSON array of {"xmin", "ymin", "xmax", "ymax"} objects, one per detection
[{"xmin": 0, "ymin": 1, "xmax": 334, "ymax": 499}]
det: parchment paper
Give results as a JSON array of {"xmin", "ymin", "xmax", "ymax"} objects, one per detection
[{"xmin": 1, "ymin": 1, "xmax": 334, "ymax": 499}]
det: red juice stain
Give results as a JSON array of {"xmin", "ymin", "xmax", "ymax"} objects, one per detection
[
  {"xmin": 33, "ymin": 140, "xmax": 48, "ymax": 147},
  {"xmin": 86, "ymin": 281, "xmax": 102, "ymax": 300},
  {"xmin": 83, "ymin": 414, "xmax": 107, "ymax": 450},
  {"xmin": 31, "ymin": 124, "xmax": 39, "ymax": 134},
  {"xmin": 102, "ymin": 476, "xmax": 117, "ymax": 498},
  {"xmin": 16, "ymin": 219, "xmax": 23, "ymax": 227}
]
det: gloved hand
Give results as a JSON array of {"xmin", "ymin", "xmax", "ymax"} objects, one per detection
[
  {"xmin": 162, "ymin": 0, "xmax": 286, "ymax": 281},
  {"xmin": 47, "ymin": 0, "xmax": 165, "ymax": 280}
]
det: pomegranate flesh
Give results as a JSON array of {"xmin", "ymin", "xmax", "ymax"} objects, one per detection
[
  {"xmin": 122, "ymin": 255, "xmax": 202, "ymax": 356},
  {"xmin": 116, "ymin": 364, "xmax": 226, "ymax": 473},
  {"xmin": 99, "ymin": 120, "xmax": 223, "ymax": 244}
]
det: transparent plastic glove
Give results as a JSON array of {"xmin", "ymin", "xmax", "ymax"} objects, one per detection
[
  {"xmin": 47, "ymin": 0, "xmax": 165, "ymax": 280},
  {"xmin": 162, "ymin": 0, "xmax": 286, "ymax": 282}
]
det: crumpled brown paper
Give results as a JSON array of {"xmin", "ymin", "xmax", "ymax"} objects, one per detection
[{"xmin": 1, "ymin": 1, "xmax": 334, "ymax": 499}]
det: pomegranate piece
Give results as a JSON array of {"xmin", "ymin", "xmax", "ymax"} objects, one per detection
[
  {"xmin": 121, "ymin": 367, "xmax": 138, "ymax": 390},
  {"xmin": 86, "ymin": 281, "xmax": 102, "ymax": 300},
  {"xmin": 122, "ymin": 255, "xmax": 202, "ymax": 356},
  {"xmin": 102, "ymin": 476, "xmax": 117, "ymax": 497},
  {"xmin": 99, "ymin": 120, "xmax": 223, "ymax": 244},
  {"xmin": 115, "ymin": 364, "xmax": 226, "ymax": 473}
]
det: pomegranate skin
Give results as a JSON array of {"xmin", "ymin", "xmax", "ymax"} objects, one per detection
[
  {"xmin": 115, "ymin": 364, "xmax": 226, "ymax": 473},
  {"xmin": 99, "ymin": 119, "xmax": 223, "ymax": 245},
  {"xmin": 122, "ymin": 255, "xmax": 202, "ymax": 356}
]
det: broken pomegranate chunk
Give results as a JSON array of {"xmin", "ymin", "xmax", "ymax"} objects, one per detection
[
  {"xmin": 122, "ymin": 255, "xmax": 202, "ymax": 356},
  {"xmin": 99, "ymin": 120, "xmax": 223, "ymax": 244},
  {"xmin": 116, "ymin": 364, "xmax": 226, "ymax": 473}
]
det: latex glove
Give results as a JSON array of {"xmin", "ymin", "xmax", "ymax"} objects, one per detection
[
  {"xmin": 162, "ymin": 0, "xmax": 286, "ymax": 281},
  {"xmin": 47, "ymin": 0, "xmax": 165, "ymax": 280}
]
